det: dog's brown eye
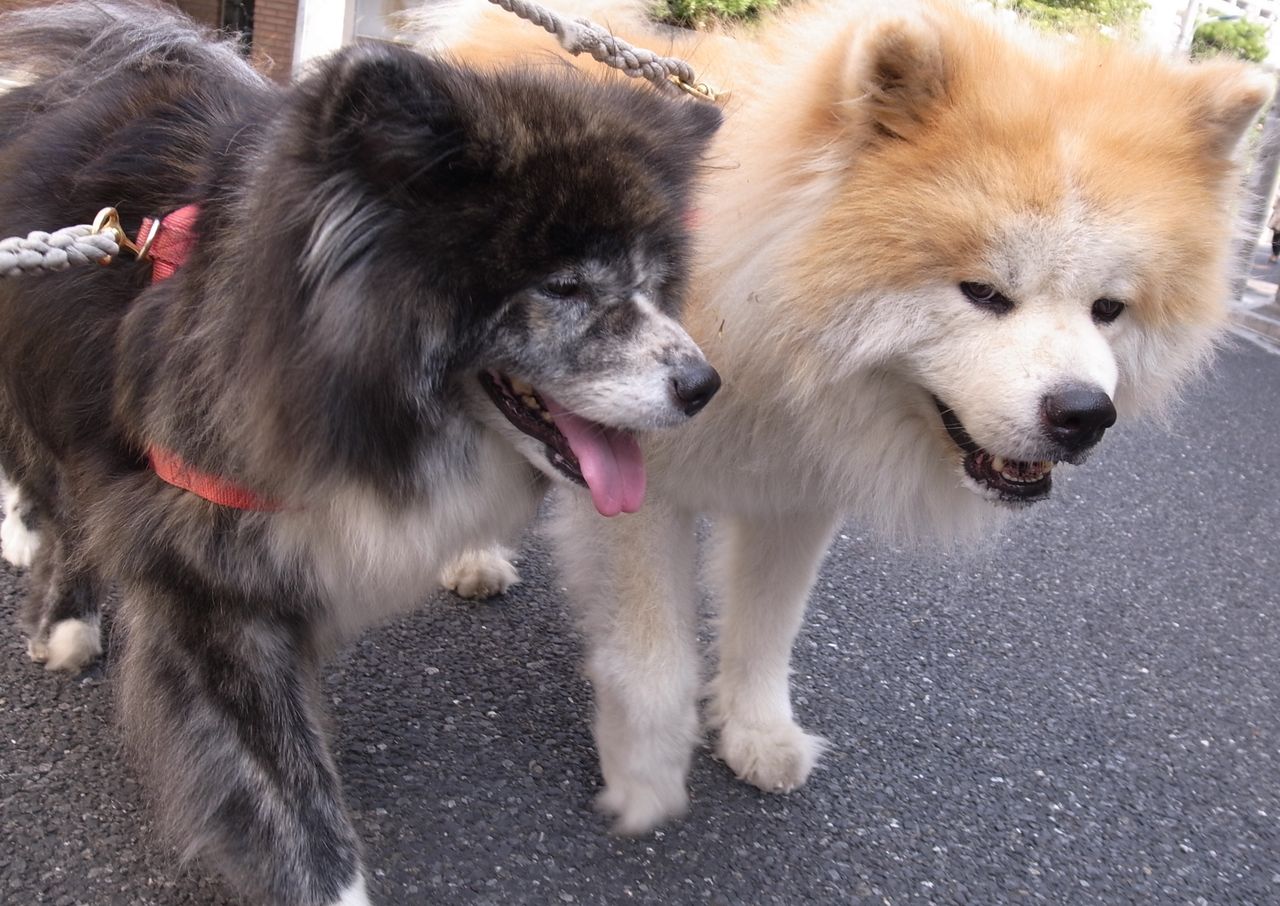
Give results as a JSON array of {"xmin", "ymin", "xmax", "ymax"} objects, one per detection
[
  {"xmin": 540, "ymin": 277, "xmax": 583, "ymax": 299},
  {"xmin": 1092, "ymin": 297, "xmax": 1125, "ymax": 323},
  {"xmin": 960, "ymin": 282, "xmax": 1014, "ymax": 314}
]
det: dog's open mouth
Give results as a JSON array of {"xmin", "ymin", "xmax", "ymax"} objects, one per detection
[
  {"xmin": 934, "ymin": 398, "xmax": 1053, "ymax": 504},
  {"xmin": 479, "ymin": 371, "xmax": 645, "ymax": 517}
]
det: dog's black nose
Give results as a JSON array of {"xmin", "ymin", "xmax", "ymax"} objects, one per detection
[
  {"xmin": 1040, "ymin": 385, "xmax": 1116, "ymax": 454},
  {"xmin": 671, "ymin": 363, "xmax": 721, "ymax": 417}
]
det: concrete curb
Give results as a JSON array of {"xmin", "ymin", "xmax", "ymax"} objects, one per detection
[{"xmin": 1233, "ymin": 304, "xmax": 1280, "ymax": 349}]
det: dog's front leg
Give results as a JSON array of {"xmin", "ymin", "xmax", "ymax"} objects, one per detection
[
  {"xmin": 438, "ymin": 543, "xmax": 521, "ymax": 600},
  {"xmin": 118, "ymin": 584, "xmax": 370, "ymax": 906},
  {"xmin": 549, "ymin": 492, "xmax": 701, "ymax": 835},
  {"xmin": 707, "ymin": 510, "xmax": 839, "ymax": 793}
]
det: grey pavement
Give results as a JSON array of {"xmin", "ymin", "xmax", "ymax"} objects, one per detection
[{"xmin": 3, "ymin": 341, "xmax": 1280, "ymax": 905}]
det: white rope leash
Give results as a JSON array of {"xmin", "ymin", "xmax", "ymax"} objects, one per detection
[
  {"xmin": 484, "ymin": 0, "xmax": 718, "ymax": 100},
  {"xmin": 0, "ymin": 224, "xmax": 119, "ymax": 278}
]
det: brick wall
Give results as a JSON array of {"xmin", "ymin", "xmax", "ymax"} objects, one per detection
[
  {"xmin": 252, "ymin": 0, "xmax": 299, "ymax": 80},
  {"xmin": 170, "ymin": 0, "xmax": 299, "ymax": 81},
  {"xmin": 170, "ymin": 0, "xmax": 221, "ymax": 24},
  {"xmin": 3, "ymin": 0, "xmax": 298, "ymax": 82}
]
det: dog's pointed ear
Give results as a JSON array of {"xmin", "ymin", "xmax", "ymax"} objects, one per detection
[
  {"xmin": 312, "ymin": 44, "xmax": 472, "ymax": 189},
  {"xmin": 1184, "ymin": 60, "xmax": 1274, "ymax": 158},
  {"xmin": 838, "ymin": 17, "xmax": 949, "ymax": 142}
]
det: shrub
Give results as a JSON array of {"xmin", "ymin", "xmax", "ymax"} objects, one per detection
[
  {"xmin": 1009, "ymin": 0, "xmax": 1149, "ymax": 31},
  {"xmin": 653, "ymin": 0, "xmax": 781, "ymax": 28},
  {"xmin": 1192, "ymin": 18, "xmax": 1270, "ymax": 64}
]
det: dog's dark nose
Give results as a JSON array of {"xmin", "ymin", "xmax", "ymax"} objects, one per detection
[
  {"xmin": 671, "ymin": 362, "xmax": 721, "ymax": 417},
  {"xmin": 1040, "ymin": 385, "xmax": 1116, "ymax": 454}
]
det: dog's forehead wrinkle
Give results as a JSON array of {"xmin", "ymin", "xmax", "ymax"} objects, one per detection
[{"xmin": 988, "ymin": 205, "xmax": 1143, "ymax": 305}]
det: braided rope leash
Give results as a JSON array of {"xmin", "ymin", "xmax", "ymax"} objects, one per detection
[
  {"xmin": 0, "ymin": 207, "xmax": 155, "ymax": 279},
  {"xmin": 485, "ymin": 0, "xmax": 721, "ymax": 101},
  {"xmin": 0, "ymin": 225, "xmax": 119, "ymax": 277}
]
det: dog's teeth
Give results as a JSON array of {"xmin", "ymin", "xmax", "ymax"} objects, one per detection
[
  {"xmin": 541, "ymin": 411, "xmax": 554, "ymax": 424},
  {"xmin": 1041, "ymin": 461, "xmax": 1054, "ymax": 471},
  {"xmin": 510, "ymin": 379, "xmax": 533, "ymax": 395},
  {"xmin": 992, "ymin": 456, "xmax": 1006, "ymax": 472},
  {"xmin": 521, "ymin": 394, "xmax": 540, "ymax": 410}
]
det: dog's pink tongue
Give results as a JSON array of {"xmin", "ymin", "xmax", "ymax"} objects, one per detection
[{"xmin": 543, "ymin": 394, "xmax": 645, "ymax": 517}]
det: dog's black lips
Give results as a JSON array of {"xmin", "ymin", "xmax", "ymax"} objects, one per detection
[
  {"xmin": 932, "ymin": 397, "xmax": 1053, "ymax": 504},
  {"xmin": 479, "ymin": 372, "xmax": 587, "ymax": 486}
]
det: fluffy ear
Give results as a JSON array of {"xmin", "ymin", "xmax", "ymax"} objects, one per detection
[
  {"xmin": 840, "ymin": 17, "xmax": 949, "ymax": 141},
  {"xmin": 677, "ymin": 96, "xmax": 723, "ymax": 148},
  {"xmin": 312, "ymin": 44, "xmax": 471, "ymax": 189},
  {"xmin": 1185, "ymin": 60, "xmax": 1275, "ymax": 158}
]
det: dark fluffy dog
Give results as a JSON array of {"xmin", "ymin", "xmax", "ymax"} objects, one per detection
[{"xmin": 0, "ymin": 2, "xmax": 720, "ymax": 902}]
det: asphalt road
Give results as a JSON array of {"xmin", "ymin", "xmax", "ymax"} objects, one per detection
[{"xmin": 2, "ymin": 340, "xmax": 1279, "ymax": 906}]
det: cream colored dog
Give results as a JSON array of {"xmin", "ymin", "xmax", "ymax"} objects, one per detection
[{"xmin": 424, "ymin": 0, "xmax": 1271, "ymax": 832}]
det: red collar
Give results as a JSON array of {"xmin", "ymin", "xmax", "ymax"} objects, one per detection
[
  {"xmin": 137, "ymin": 204, "xmax": 200, "ymax": 281},
  {"xmin": 140, "ymin": 207, "xmax": 284, "ymax": 512},
  {"xmin": 146, "ymin": 446, "xmax": 283, "ymax": 512}
]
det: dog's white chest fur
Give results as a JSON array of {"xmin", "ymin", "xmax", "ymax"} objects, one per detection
[{"xmin": 271, "ymin": 431, "xmax": 539, "ymax": 637}]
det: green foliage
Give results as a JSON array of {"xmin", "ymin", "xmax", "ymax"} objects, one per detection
[
  {"xmin": 1192, "ymin": 19, "xmax": 1270, "ymax": 64},
  {"xmin": 652, "ymin": 0, "xmax": 780, "ymax": 28},
  {"xmin": 1008, "ymin": 0, "xmax": 1148, "ymax": 31},
  {"xmin": 653, "ymin": 0, "xmax": 1150, "ymax": 32}
]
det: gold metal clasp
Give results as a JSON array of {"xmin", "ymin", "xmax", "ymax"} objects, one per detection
[
  {"xmin": 91, "ymin": 207, "xmax": 159, "ymax": 265},
  {"xmin": 669, "ymin": 75, "xmax": 727, "ymax": 105}
]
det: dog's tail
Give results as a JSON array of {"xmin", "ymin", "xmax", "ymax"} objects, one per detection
[{"xmin": 0, "ymin": 0, "xmax": 263, "ymax": 100}]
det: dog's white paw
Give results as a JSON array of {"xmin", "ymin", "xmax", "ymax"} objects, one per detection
[
  {"xmin": 34, "ymin": 618, "xmax": 102, "ymax": 673},
  {"xmin": 595, "ymin": 773, "xmax": 689, "ymax": 835},
  {"xmin": 328, "ymin": 873, "xmax": 372, "ymax": 906},
  {"xmin": 1, "ymin": 487, "xmax": 41, "ymax": 569},
  {"xmin": 439, "ymin": 547, "xmax": 519, "ymax": 600},
  {"xmin": 715, "ymin": 718, "xmax": 827, "ymax": 793}
]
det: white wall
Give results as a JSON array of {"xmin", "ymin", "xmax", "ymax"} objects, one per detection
[{"xmin": 293, "ymin": 0, "xmax": 356, "ymax": 75}]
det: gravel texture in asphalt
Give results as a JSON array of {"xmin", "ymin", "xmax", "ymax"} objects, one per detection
[{"xmin": 1, "ymin": 341, "xmax": 1278, "ymax": 905}]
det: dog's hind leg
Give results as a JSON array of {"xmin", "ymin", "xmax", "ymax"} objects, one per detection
[
  {"xmin": 20, "ymin": 496, "xmax": 103, "ymax": 673},
  {"xmin": 549, "ymin": 492, "xmax": 702, "ymax": 834},
  {"xmin": 706, "ymin": 511, "xmax": 839, "ymax": 794},
  {"xmin": 118, "ymin": 585, "xmax": 369, "ymax": 906}
]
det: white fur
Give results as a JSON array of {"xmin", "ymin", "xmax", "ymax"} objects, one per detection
[
  {"xmin": 703, "ymin": 513, "xmax": 836, "ymax": 792},
  {"xmin": 549, "ymin": 494, "xmax": 702, "ymax": 833},
  {"xmin": 439, "ymin": 546, "xmax": 521, "ymax": 600},
  {"xmin": 271, "ymin": 427, "xmax": 542, "ymax": 642},
  {"xmin": 36, "ymin": 617, "xmax": 102, "ymax": 673},
  {"xmin": 329, "ymin": 873, "xmax": 372, "ymax": 906},
  {"xmin": 1, "ymin": 481, "xmax": 41, "ymax": 568},
  {"xmin": 406, "ymin": 0, "xmax": 487, "ymax": 53}
]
